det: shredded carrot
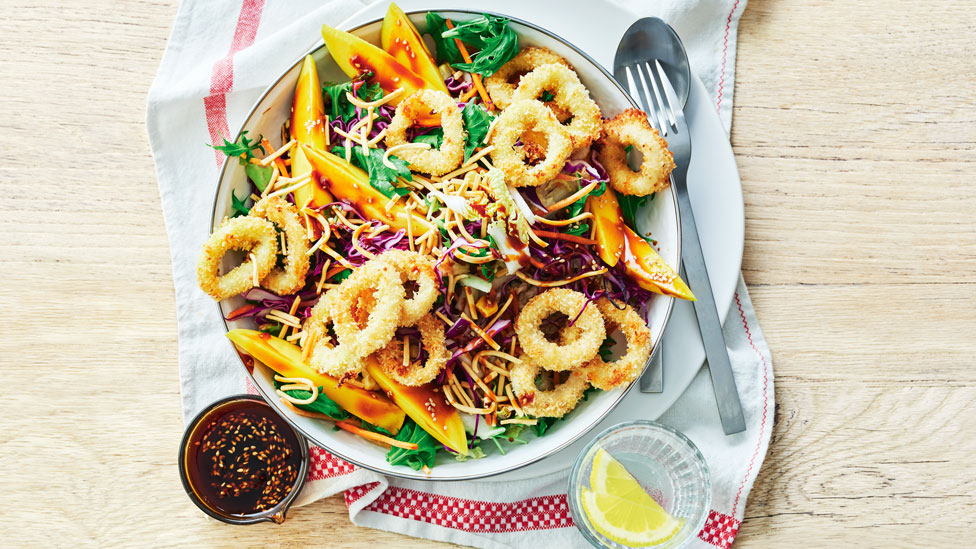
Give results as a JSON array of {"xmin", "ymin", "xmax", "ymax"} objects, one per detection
[
  {"xmin": 336, "ymin": 420, "xmax": 418, "ymax": 450},
  {"xmin": 260, "ymin": 138, "xmax": 292, "ymax": 178},
  {"xmin": 446, "ymin": 19, "xmax": 494, "ymax": 110},
  {"xmin": 533, "ymin": 230, "xmax": 598, "ymax": 246},
  {"xmin": 459, "ymin": 86, "xmax": 478, "ymax": 102},
  {"xmin": 227, "ymin": 303, "xmax": 257, "ymax": 320}
]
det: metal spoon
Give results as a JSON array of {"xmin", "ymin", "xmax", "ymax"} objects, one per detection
[{"xmin": 613, "ymin": 18, "xmax": 689, "ymax": 394}]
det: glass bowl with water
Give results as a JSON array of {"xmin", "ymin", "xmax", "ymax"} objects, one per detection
[{"xmin": 567, "ymin": 420, "xmax": 710, "ymax": 548}]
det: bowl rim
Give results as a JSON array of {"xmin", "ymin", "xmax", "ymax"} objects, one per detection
[
  {"xmin": 178, "ymin": 394, "xmax": 310, "ymax": 524},
  {"xmin": 209, "ymin": 8, "xmax": 681, "ymax": 481}
]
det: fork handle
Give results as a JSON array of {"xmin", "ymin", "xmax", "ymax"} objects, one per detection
[{"xmin": 672, "ymin": 174, "xmax": 747, "ymax": 434}]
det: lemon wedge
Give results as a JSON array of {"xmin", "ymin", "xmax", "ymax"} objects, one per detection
[{"xmin": 581, "ymin": 448, "xmax": 684, "ymax": 546}]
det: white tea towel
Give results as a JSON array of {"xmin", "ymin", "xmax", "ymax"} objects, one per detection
[{"xmin": 147, "ymin": 1, "xmax": 769, "ymax": 547}]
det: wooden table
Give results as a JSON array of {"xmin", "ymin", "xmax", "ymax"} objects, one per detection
[{"xmin": 2, "ymin": 0, "xmax": 973, "ymax": 546}]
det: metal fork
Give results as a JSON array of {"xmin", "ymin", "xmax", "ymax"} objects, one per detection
[{"xmin": 622, "ymin": 60, "xmax": 746, "ymax": 435}]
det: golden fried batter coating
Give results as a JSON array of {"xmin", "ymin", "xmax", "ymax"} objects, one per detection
[
  {"xmin": 514, "ymin": 288, "xmax": 605, "ymax": 371},
  {"xmin": 375, "ymin": 315, "xmax": 449, "ymax": 386},
  {"xmin": 579, "ymin": 298, "xmax": 653, "ymax": 390},
  {"xmin": 196, "ymin": 216, "xmax": 278, "ymax": 301},
  {"xmin": 511, "ymin": 63, "xmax": 603, "ymax": 148},
  {"xmin": 489, "ymin": 100, "xmax": 572, "ymax": 187},
  {"xmin": 385, "ymin": 89, "xmax": 464, "ymax": 176},
  {"xmin": 485, "ymin": 47, "xmax": 572, "ymax": 110},
  {"xmin": 510, "ymin": 357, "xmax": 589, "ymax": 418},
  {"xmin": 249, "ymin": 196, "xmax": 310, "ymax": 295},
  {"xmin": 597, "ymin": 109, "xmax": 675, "ymax": 196},
  {"xmin": 375, "ymin": 249, "xmax": 438, "ymax": 325}
]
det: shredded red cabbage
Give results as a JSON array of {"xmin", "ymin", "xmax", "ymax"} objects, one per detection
[{"xmin": 445, "ymin": 75, "xmax": 472, "ymax": 93}]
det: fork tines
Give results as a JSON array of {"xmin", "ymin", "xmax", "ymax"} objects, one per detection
[{"xmin": 623, "ymin": 60, "xmax": 683, "ymax": 137}]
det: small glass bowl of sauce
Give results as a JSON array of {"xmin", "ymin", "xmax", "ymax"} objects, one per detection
[{"xmin": 179, "ymin": 395, "xmax": 308, "ymax": 524}]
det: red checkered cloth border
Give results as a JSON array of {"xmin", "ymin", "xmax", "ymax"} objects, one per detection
[
  {"xmin": 699, "ymin": 510, "xmax": 741, "ymax": 549},
  {"xmin": 348, "ymin": 486, "xmax": 574, "ymax": 533},
  {"xmin": 306, "ymin": 445, "xmax": 357, "ymax": 481}
]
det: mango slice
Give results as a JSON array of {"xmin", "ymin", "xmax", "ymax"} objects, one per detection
[
  {"xmin": 586, "ymin": 190, "xmax": 626, "ymax": 267},
  {"xmin": 588, "ymin": 189, "xmax": 694, "ymax": 300},
  {"xmin": 226, "ymin": 329, "xmax": 405, "ymax": 434},
  {"xmin": 321, "ymin": 23, "xmax": 433, "ymax": 104},
  {"xmin": 300, "ymin": 143, "xmax": 433, "ymax": 233},
  {"xmin": 364, "ymin": 356, "xmax": 468, "ymax": 455},
  {"xmin": 621, "ymin": 226, "xmax": 695, "ymax": 300},
  {"xmin": 290, "ymin": 55, "xmax": 334, "ymax": 209},
  {"xmin": 380, "ymin": 3, "xmax": 448, "ymax": 94}
]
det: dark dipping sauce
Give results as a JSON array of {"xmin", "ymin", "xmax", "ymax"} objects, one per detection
[{"xmin": 185, "ymin": 399, "xmax": 302, "ymax": 517}]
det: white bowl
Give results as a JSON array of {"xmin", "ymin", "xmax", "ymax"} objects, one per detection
[{"xmin": 211, "ymin": 10, "xmax": 679, "ymax": 481}]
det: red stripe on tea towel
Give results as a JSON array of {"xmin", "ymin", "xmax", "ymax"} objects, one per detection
[{"xmin": 204, "ymin": 0, "xmax": 266, "ymax": 165}]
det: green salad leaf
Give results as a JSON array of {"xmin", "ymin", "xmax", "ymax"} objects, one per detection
[
  {"xmin": 425, "ymin": 13, "xmax": 464, "ymax": 65},
  {"xmin": 386, "ymin": 419, "xmax": 440, "ymax": 471},
  {"xmin": 534, "ymin": 416, "xmax": 560, "ymax": 437},
  {"xmin": 331, "ymin": 144, "xmax": 412, "ymax": 199},
  {"xmin": 598, "ymin": 335, "xmax": 617, "ymax": 361},
  {"xmin": 412, "ymin": 127, "xmax": 444, "ymax": 149},
  {"xmin": 245, "ymin": 163, "xmax": 275, "ymax": 192},
  {"xmin": 231, "ymin": 191, "xmax": 250, "ymax": 217},
  {"xmin": 209, "ymin": 130, "xmax": 265, "ymax": 163},
  {"xmin": 323, "ymin": 78, "xmax": 383, "ymax": 123},
  {"xmin": 619, "ymin": 191, "xmax": 656, "ymax": 242},
  {"xmin": 619, "ymin": 193, "xmax": 647, "ymax": 230},
  {"xmin": 462, "ymin": 103, "xmax": 495, "ymax": 160},
  {"xmin": 480, "ymin": 262, "xmax": 496, "ymax": 282},
  {"xmin": 441, "ymin": 15, "xmax": 519, "ymax": 76}
]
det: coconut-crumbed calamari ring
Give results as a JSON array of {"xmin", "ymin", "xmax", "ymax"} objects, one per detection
[
  {"xmin": 509, "ymin": 357, "xmax": 589, "ymax": 418},
  {"xmin": 303, "ymin": 294, "xmax": 360, "ymax": 379},
  {"xmin": 597, "ymin": 109, "xmax": 676, "ymax": 196},
  {"xmin": 511, "ymin": 63, "xmax": 603, "ymax": 148},
  {"xmin": 580, "ymin": 298, "xmax": 653, "ymax": 390},
  {"xmin": 375, "ymin": 249, "xmax": 438, "ymax": 325},
  {"xmin": 514, "ymin": 288, "xmax": 606, "ymax": 371},
  {"xmin": 196, "ymin": 216, "xmax": 278, "ymax": 301},
  {"xmin": 489, "ymin": 100, "xmax": 573, "ymax": 187},
  {"xmin": 330, "ymin": 260, "xmax": 405, "ymax": 360},
  {"xmin": 485, "ymin": 47, "xmax": 571, "ymax": 110},
  {"xmin": 375, "ymin": 315, "xmax": 449, "ymax": 386},
  {"xmin": 385, "ymin": 89, "xmax": 464, "ymax": 176},
  {"xmin": 249, "ymin": 196, "xmax": 310, "ymax": 295}
]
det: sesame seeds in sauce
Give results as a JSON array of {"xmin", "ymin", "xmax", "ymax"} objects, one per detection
[{"xmin": 187, "ymin": 401, "xmax": 302, "ymax": 515}]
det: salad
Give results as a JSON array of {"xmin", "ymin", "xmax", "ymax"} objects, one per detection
[{"xmin": 196, "ymin": 4, "xmax": 694, "ymax": 472}]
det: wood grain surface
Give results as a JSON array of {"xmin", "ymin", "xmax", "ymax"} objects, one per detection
[{"xmin": 1, "ymin": 0, "xmax": 973, "ymax": 547}]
